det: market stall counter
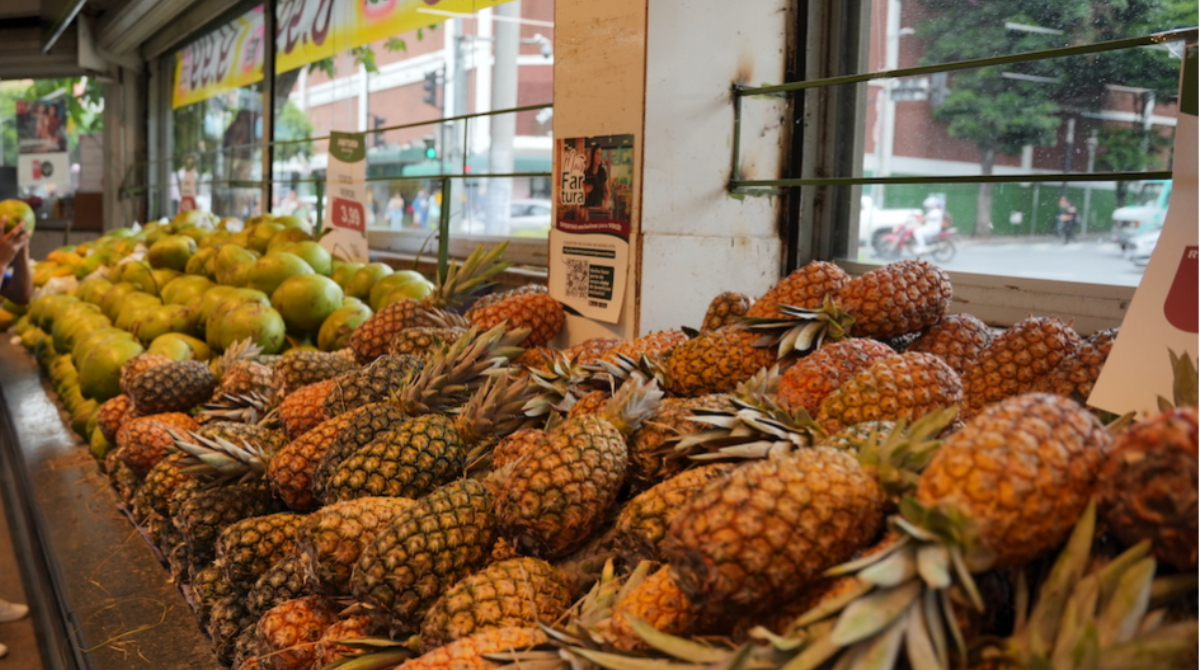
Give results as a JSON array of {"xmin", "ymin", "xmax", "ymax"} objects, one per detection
[{"xmin": 0, "ymin": 338, "xmax": 216, "ymax": 670}]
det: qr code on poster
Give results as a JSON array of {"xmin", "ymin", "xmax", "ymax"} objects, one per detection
[{"xmin": 565, "ymin": 259, "xmax": 589, "ymax": 298}]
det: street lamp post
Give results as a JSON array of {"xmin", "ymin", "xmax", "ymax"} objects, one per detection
[{"xmin": 1082, "ymin": 129, "xmax": 1098, "ymax": 234}]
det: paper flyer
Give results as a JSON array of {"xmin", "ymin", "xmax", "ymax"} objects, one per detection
[
  {"xmin": 1089, "ymin": 45, "xmax": 1198, "ymax": 416},
  {"xmin": 321, "ymin": 131, "xmax": 370, "ymax": 263},
  {"xmin": 16, "ymin": 98, "xmax": 71, "ymax": 191},
  {"xmin": 548, "ymin": 134, "xmax": 635, "ymax": 324}
]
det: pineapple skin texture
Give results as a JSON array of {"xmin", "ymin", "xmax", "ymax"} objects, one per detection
[
  {"xmin": 247, "ymin": 554, "xmax": 313, "ymax": 617},
  {"xmin": 351, "ymin": 479, "xmax": 497, "ymax": 628},
  {"xmin": 960, "ymin": 316, "xmax": 1082, "ymax": 416},
  {"xmin": 663, "ymin": 447, "xmax": 885, "ymax": 615},
  {"xmin": 627, "ymin": 394, "xmax": 736, "ymax": 488},
  {"xmin": 468, "ymin": 291, "xmax": 565, "ymax": 347},
  {"xmin": 615, "ymin": 463, "xmax": 737, "ymax": 559},
  {"xmin": 776, "ymin": 338, "xmax": 895, "ymax": 416},
  {"xmin": 746, "ymin": 260, "xmax": 849, "ymax": 318},
  {"xmin": 298, "ymin": 496, "xmax": 417, "ymax": 595},
  {"xmin": 1099, "ymin": 406, "xmax": 1198, "ymax": 571},
  {"xmin": 664, "ymin": 327, "xmax": 778, "ymax": 397},
  {"xmin": 116, "ymin": 412, "xmax": 199, "ymax": 476},
  {"xmin": 254, "ymin": 595, "xmax": 339, "ymax": 670},
  {"xmin": 310, "ymin": 402, "xmax": 407, "ymax": 500},
  {"xmin": 350, "ymin": 298, "xmax": 437, "ymax": 364},
  {"xmin": 496, "ymin": 414, "xmax": 629, "ymax": 560},
  {"xmin": 215, "ymin": 512, "xmax": 305, "ymax": 588},
  {"xmin": 609, "ymin": 566, "xmax": 711, "ymax": 651},
  {"xmin": 126, "ymin": 359, "xmax": 216, "ymax": 414},
  {"xmin": 419, "ymin": 556, "xmax": 572, "ymax": 651},
  {"xmin": 838, "ymin": 259, "xmax": 952, "ymax": 339},
  {"xmin": 396, "ymin": 626, "xmax": 546, "ymax": 670},
  {"xmin": 1032, "ymin": 327, "xmax": 1117, "ymax": 401},
  {"xmin": 918, "ymin": 393, "xmax": 1111, "ymax": 568},
  {"xmin": 816, "ymin": 351, "xmax": 964, "ymax": 434},
  {"xmin": 324, "ymin": 414, "xmax": 466, "ymax": 502},
  {"xmin": 907, "ymin": 313, "xmax": 995, "ymax": 374},
  {"xmin": 278, "ymin": 378, "xmax": 336, "ymax": 440}
]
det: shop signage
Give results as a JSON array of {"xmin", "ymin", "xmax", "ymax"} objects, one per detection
[
  {"xmin": 173, "ymin": 0, "xmax": 512, "ymax": 109},
  {"xmin": 15, "ymin": 98, "xmax": 72, "ymax": 191},
  {"xmin": 1089, "ymin": 45, "xmax": 1198, "ymax": 416},
  {"xmin": 321, "ymin": 131, "xmax": 370, "ymax": 263},
  {"xmin": 548, "ymin": 134, "xmax": 635, "ymax": 324}
]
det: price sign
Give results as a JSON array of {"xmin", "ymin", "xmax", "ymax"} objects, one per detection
[{"xmin": 330, "ymin": 197, "xmax": 365, "ymax": 232}]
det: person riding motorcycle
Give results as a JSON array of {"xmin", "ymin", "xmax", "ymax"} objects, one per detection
[{"xmin": 911, "ymin": 194, "xmax": 945, "ymax": 255}]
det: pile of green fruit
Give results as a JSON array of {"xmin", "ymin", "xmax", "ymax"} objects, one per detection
[{"xmin": 11, "ymin": 209, "xmax": 434, "ymax": 445}]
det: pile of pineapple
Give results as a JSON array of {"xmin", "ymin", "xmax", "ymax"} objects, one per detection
[{"xmin": 52, "ymin": 248, "xmax": 1200, "ymax": 669}]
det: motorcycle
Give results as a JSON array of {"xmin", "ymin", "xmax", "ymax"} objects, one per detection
[{"xmin": 873, "ymin": 218, "xmax": 958, "ymax": 262}]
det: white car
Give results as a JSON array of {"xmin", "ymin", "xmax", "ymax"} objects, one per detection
[
  {"xmin": 508, "ymin": 198, "xmax": 552, "ymax": 235},
  {"xmin": 859, "ymin": 195, "xmax": 922, "ymax": 250},
  {"xmin": 1126, "ymin": 228, "xmax": 1160, "ymax": 267}
]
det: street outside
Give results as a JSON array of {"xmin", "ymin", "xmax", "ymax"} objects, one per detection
[{"xmin": 857, "ymin": 234, "xmax": 1148, "ymax": 288}]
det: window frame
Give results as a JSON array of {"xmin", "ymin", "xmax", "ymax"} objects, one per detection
[{"xmin": 773, "ymin": 2, "xmax": 1194, "ymax": 330}]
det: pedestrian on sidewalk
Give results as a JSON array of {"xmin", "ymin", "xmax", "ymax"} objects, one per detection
[
  {"xmin": 1057, "ymin": 196, "xmax": 1079, "ymax": 244},
  {"xmin": 0, "ymin": 598, "xmax": 30, "ymax": 658}
]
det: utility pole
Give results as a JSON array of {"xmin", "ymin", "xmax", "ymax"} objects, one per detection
[{"xmin": 1082, "ymin": 129, "xmax": 1097, "ymax": 234}]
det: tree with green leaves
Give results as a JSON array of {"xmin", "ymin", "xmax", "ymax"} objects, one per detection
[{"xmin": 915, "ymin": 0, "xmax": 1188, "ymax": 237}]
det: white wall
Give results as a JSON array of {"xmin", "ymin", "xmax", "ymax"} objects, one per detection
[{"xmin": 639, "ymin": 0, "xmax": 788, "ymax": 333}]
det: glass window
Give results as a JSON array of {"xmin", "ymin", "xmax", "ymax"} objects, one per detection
[{"xmin": 781, "ymin": 1, "xmax": 1195, "ymax": 291}]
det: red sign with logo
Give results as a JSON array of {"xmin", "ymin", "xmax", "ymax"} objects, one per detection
[{"xmin": 330, "ymin": 196, "xmax": 366, "ymax": 232}]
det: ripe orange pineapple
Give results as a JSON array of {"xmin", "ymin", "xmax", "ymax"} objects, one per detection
[
  {"xmin": 701, "ymin": 291, "xmax": 752, "ymax": 331},
  {"xmin": 489, "ymin": 428, "xmax": 548, "ymax": 470},
  {"xmin": 1032, "ymin": 326, "xmax": 1117, "ymax": 402},
  {"xmin": 626, "ymin": 394, "xmax": 738, "ymax": 488},
  {"xmin": 254, "ymin": 596, "xmax": 339, "ymax": 670},
  {"xmin": 608, "ymin": 565, "xmax": 713, "ymax": 651},
  {"xmin": 835, "ymin": 259, "xmax": 952, "ymax": 339},
  {"xmin": 906, "ymin": 312, "xmax": 994, "ymax": 373},
  {"xmin": 775, "ymin": 338, "xmax": 894, "ymax": 416},
  {"xmin": 350, "ymin": 244, "xmax": 510, "ymax": 364},
  {"xmin": 613, "ymin": 463, "xmax": 736, "ymax": 560},
  {"xmin": 815, "ymin": 351, "xmax": 963, "ymax": 434},
  {"xmin": 745, "ymin": 261, "xmax": 849, "ymax": 319},
  {"xmin": 662, "ymin": 446, "xmax": 885, "ymax": 616},
  {"xmin": 119, "ymin": 353, "xmax": 172, "ymax": 395},
  {"xmin": 297, "ymin": 496, "xmax": 417, "ymax": 595},
  {"xmin": 663, "ymin": 326, "xmax": 777, "ymax": 397},
  {"xmin": 388, "ymin": 326, "xmax": 468, "ymax": 359},
  {"xmin": 468, "ymin": 283, "xmax": 565, "ymax": 347},
  {"xmin": 960, "ymin": 316, "xmax": 1082, "ymax": 416},
  {"xmin": 277, "ymin": 378, "xmax": 337, "ymax": 440},
  {"xmin": 314, "ymin": 615, "xmax": 376, "ymax": 666},
  {"xmin": 97, "ymin": 394, "xmax": 136, "ymax": 443},
  {"xmin": 599, "ymin": 330, "xmax": 688, "ymax": 366},
  {"xmin": 563, "ymin": 337, "xmax": 621, "ymax": 366},
  {"xmin": 116, "ymin": 413, "xmax": 200, "ymax": 476},
  {"xmin": 568, "ymin": 389, "xmax": 612, "ymax": 417},
  {"xmin": 394, "ymin": 626, "xmax": 546, "ymax": 670}
]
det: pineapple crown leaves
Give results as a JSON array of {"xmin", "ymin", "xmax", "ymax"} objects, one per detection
[
  {"xmin": 432, "ymin": 241, "xmax": 513, "ymax": 307},
  {"xmin": 208, "ymin": 338, "xmax": 264, "ymax": 381},
  {"xmin": 1158, "ymin": 349, "xmax": 1199, "ymax": 411},
  {"xmin": 319, "ymin": 637, "xmax": 417, "ymax": 670},
  {"xmin": 452, "ymin": 369, "xmax": 540, "ymax": 445},
  {"xmin": 741, "ymin": 296, "xmax": 855, "ymax": 357},
  {"xmin": 198, "ymin": 391, "xmax": 271, "ymax": 425},
  {"xmin": 164, "ymin": 427, "xmax": 268, "ymax": 485},
  {"xmin": 671, "ymin": 391, "xmax": 823, "ymax": 462},
  {"xmin": 854, "ymin": 407, "xmax": 958, "ymax": 504},
  {"xmin": 392, "ymin": 322, "xmax": 529, "ymax": 415},
  {"xmin": 601, "ymin": 375, "xmax": 665, "ymax": 437},
  {"xmin": 583, "ymin": 353, "xmax": 669, "ymax": 395},
  {"xmin": 981, "ymin": 500, "xmax": 1198, "ymax": 670},
  {"xmin": 525, "ymin": 352, "xmax": 594, "ymax": 417}
]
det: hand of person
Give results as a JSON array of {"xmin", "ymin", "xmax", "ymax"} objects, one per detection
[{"xmin": 0, "ymin": 219, "xmax": 31, "ymax": 271}]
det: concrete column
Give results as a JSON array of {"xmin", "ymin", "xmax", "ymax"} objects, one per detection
[
  {"xmin": 485, "ymin": 1, "xmax": 520, "ymax": 235},
  {"xmin": 103, "ymin": 65, "xmax": 146, "ymax": 229}
]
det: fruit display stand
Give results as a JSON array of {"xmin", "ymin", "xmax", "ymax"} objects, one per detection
[{"xmin": 0, "ymin": 337, "xmax": 217, "ymax": 670}]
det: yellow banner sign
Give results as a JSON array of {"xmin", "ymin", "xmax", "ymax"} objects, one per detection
[{"xmin": 173, "ymin": 0, "xmax": 510, "ymax": 109}]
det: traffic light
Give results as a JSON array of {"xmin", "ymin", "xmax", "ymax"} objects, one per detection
[
  {"xmin": 423, "ymin": 136, "xmax": 437, "ymax": 160},
  {"xmin": 422, "ymin": 71, "xmax": 438, "ymax": 108}
]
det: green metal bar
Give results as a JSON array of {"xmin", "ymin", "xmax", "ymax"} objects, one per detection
[
  {"xmin": 437, "ymin": 176, "xmax": 452, "ymax": 283},
  {"xmin": 731, "ymin": 170, "xmax": 1173, "ymax": 189},
  {"xmin": 174, "ymin": 172, "xmax": 552, "ymax": 189},
  {"xmin": 730, "ymin": 84, "xmax": 743, "ymax": 187},
  {"xmin": 737, "ymin": 27, "xmax": 1197, "ymax": 96}
]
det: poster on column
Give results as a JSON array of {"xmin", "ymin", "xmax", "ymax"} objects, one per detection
[
  {"xmin": 1089, "ymin": 45, "xmax": 1198, "ymax": 417},
  {"xmin": 322, "ymin": 132, "xmax": 370, "ymax": 263},
  {"xmin": 549, "ymin": 135, "xmax": 634, "ymax": 324},
  {"xmin": 15, "ymin": 98, "xmax": 71, "ymax": 191}
]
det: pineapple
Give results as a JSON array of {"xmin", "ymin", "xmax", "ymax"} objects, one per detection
[
  {"xmin": 568, "ymin": 389, "xmax": 612, "ymax": 417},
  {"xmin": 564, "ymin": 337, "xmax": 621, "ymax": 366},
  {"xmin": 836, "ymin": 259, "xmax": 953, "ymax": 339},
  {"xmin": 271, "ymin": 347, "xmax": 359, "ymax": 400},
  {"xmin": 133, "ymin": 454, "xmax": 190, "ymax": 520},
  {"xmin": 314, "ymin": 615, "xmax": 376, "ymax": 666},
  {"xmin": 1032, "ymin": 326, "xmax": 1118, "ymax": 402},
  {"xmin": 116, "ymin": 413, "xmax": 200, "ymax": 476},
  {"xmin": 126, "ymin": 359, "xmax": 217, "ymax": 415},
  {"xmin": 174, "ymin": 481, "xmax": 283, "ymax": 565},
  {"xmin": 97, "ymin": 394, "xmax": 136, "ymax": 443},
  {"xmin": 208, "ymin": 594, "xmax": 257, "ymax": 665},
  {"xmin": 297, "ymin": 496, "xmax": 417, "ymax": 595},
  {"xmin": 119, "ymin": 353, "xmax": 172, "ymax": 395},
  {"xmin": 419, "ymin": 556, "xmax": 573, "ymax": 650},
  {"xmin": 608, "ymin": 565, "xmax": 711, "ymax": 652},
  {"xmin": 775, "ymin": 338, "xmax": 894, "ymax": 416},
  {"xmin": 496, "ymin": 378, "xmax": 663, "ymax": 559},
  {"xmin": 350, "ymin": 244, "xmax": 510, "ymax": 364},
  {"xmin": 700, "ymin": 291, "xmax": 752, "ymax": 332},
  {"xmin": 745, "ymin": 260, "xmax": 849, "ymax": 319},
  {"xmin": 214, "ymin": 512, "xmax": 305, "ymax": 588},
  {"xmin": 626, "ymin": 394, "xmax": 738, "ymax": 488},
  {"xmin": 815, "ymin": 351, "xmax": 963, "ymax": 434},
  {"xmin": 612, "ymin": 463, "xmax": 737, "ymax": 560},
  {"xmin": 394, "ymin": 626, "xmax": 545, "ymax": 670},
  {"xmin": 489, "ymin": 428, "xmax": 548, "ymax": 471},
  {"xmin": 468, "ymin": 283, "xmax": 565, "ymax": 347},
  {"xmin": 512, "ymin": 346, "xmax": 555, "ymax": 370},
  {"xmin": 663, "ymin": 326, "xmax": 777, "ymax": 397},
  {"xmin": 277, "ymin": 378, "xmax": 337, "ymax": 440},
  {"xmin": 192, "ymin": 563, "xmax": 238, "ymax": 624},
  {"xmin": 907, "ymin": 312, "xmax": 995, "ymax": 374},
  {"xmin": 254, "ymin": 596, "xmax": 339, "ymax": 670},
  {"xmin": 387, "ymin": 326, "xmax": 468, "ymax": 358},
  {"xmin": 1099, "ymin": 353, "xmax": 1197, "ymax": 570},
  {"xmin": 309, "ymin": 403, "xmax": 408, "ymax": 501},
  {"xmin": 351, "ymin": 478, "xmax": 498, "ymax": 628},
  {"xmin": 246, "ymin": 554, "xmax": 314, "ymax": 617},
  {"xmin": 323, "ymin": 353, "xmax": 424, "ymax": 417},
  {"xmin": 210, "ymin": 339, "xmax": 273, "ymax": 401},
  {"xmin": 661, "ymin": 446, "xmax": 885, "ymax": 616},
  {"xmin": 598, "ymin": 330, "xmax": 688, "ymax": 366},
  {"xmin": 465, "ymin": 283, "xmax": 547, "ymax": 317},
  {"xmin": 960, "ymin": 316, "xmax": 1082, "ymax": 416}
]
